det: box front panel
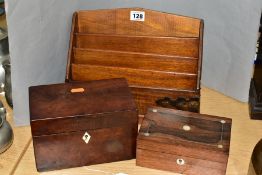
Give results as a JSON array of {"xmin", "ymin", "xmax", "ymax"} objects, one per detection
[
  {"xmin": 136, "ymin": 149, "xmax": 226, "ymax": 175},
  {"xmin": 137, "ymin": 139, "xmax": 228, "ymax": 164},
  {"xmin": 33, "ymin": 125, "xmax": 137, "ymax": 172},
  {"xmin": 31, "ymin": 111, "xmax": 137, "ymax": 136}
]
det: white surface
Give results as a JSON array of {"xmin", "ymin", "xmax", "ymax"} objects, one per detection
[
  {"xmin": 130, "ymin": 11, "xmax": 145, "ymax": 21},
  {"xmin": 5, "ymin": 0, "xmax": 262, "ymax": 125}
]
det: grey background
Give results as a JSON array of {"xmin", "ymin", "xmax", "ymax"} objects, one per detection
[{"xmin": 5, "ymin": 0, "xmax": 262, "ymax": 126}]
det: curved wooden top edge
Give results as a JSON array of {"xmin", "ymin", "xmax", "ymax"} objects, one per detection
[
  {"xmin": 76, "ymin": 7, "xmax": 203, "ymax": 21},
  {"xmin": 75, "ymin": 7, "xmax": 203, "ymax": 38}
]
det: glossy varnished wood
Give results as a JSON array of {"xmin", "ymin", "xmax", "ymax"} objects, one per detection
[
  {"xmin": 137, "ymin": 149, "xmax": 225, "ymax": 175},
  {"xmin": 66, "ymin": 12, "xmax": 78, "ymax": 81},
  {"xmin": 66, "ymin": 8, "xmax": 204, "ymax": 114},
  {"xmin": 29, "ymin": 78, "xmax": 136, "ymax": 121},
  {"xmin": 197, "ymin": 20, "xmax": 204, "ymax": 90},
  {"xmin": 137, "ymin": 107, "xmax": 232, "ymax": 174},
  {"xmin": 75, "ymin": 33, "xmax": 199, "ymax": 57},
  {"xmin": 31, "ymin": 111, "xmax": 137, "ymax": 137},
  {"xmin": 73, "ymin": 48, "xmax": 198, "ymax": 73},
  {"xmin": 71, "ymin": 64, "xmax": 197, "ymax": 90},
  {"xmin": 7, "ymin": 87, "xmax": 262, "ymax": 175},
  {"xmin": 33, "ymin": 126, "xmax": 137, "ymax": 172},
  {"xmin": 76, "ymin": 8, "xmax": 201, "ymax": 37},
  {"xmin": 29, "ymin": 78, "xmax": 138, "ymax": 172}
]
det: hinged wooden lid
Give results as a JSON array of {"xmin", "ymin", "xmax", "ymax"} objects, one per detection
[
  {"xmin": 138, "ymin": 107, "xmax": 232, "ymax": 161},
  {"xmin": 29, "ymin": 78, "xmax": 137, "ymax": 136}
]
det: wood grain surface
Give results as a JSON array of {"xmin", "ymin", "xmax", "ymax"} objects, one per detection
[
  {"xmin": 33, "ymin": 126, "xmax": 137, "ymax": 172},
  {"xmin": 137, "ymin": 149, "xmax": 226, "ymax": 175},
  {"xmin": 29, "ymin": 78, "xmax": 138, "ymax": 171},
  {"xmin": 75, "ymin": 33, "xmax": 199, "ymax": 57},
  {"xmin": 14, "ymin": 142, "xmax": 177, "ymax": 175},
  {"xmin": 66, "ymin": 8, "xmax": 203, "ymax": 115},
  {"xmin": 31, "ymin": 111, "xmax": 137, "ymax": 136},
  {"xmin": 71, "ymin": 64, "xmax": 197, "ymax": 90},
  {"xmin": 29, "ymin": 78, "xmax": 136, "ymax": 120},
  {"xmin": 77, "ymin": 8, "xmax": 201, "ymax": 37},
  {"xmin": 7, "ymin": 87, "xmax": 262, "ymax": 175},
  {"xmin": 197, "ymin": 20, "xmax": 204, "ymax": 90},
  {"xmin": 73, "ymin": 48, "xmax": 198, "ymax": 73},
  {"xmin": 138, "ymin": 109, "xmax": 231, "ymax": 150},
  {"xmin": 137, "ymin": 107, "xmax": 231, "ymax": 174},
  {"xmin": 66, "ymin": 12, "xmax": 78, "ymax": 81}
]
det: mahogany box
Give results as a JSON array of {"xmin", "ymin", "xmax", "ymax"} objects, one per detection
[
  {"xmin": 66, "ymin": 8, "xmax": 204, "ymax": 115},
  {"xmin": 136, "ymin": 107, "xmax": 232, "ymax": 175},
  {"xmin": 29, "ymin": 78, "xmax": 138, "ymax": 172}
]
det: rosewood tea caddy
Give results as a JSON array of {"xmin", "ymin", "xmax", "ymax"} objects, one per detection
[
  {"xmin": 29, "ymin": 78, "xmax": 138, "ymax": 172},
  {"xmin": 137, "ymin": 107, "xmax": 232, "ymax": 175},
  {"xmin": 66, "ymin": 8, "xmax": 204, "ymax": 115}
]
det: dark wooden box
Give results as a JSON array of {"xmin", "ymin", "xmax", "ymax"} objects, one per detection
[
  {"xmin": 66, "ymin": 8, "xmax": 204, "ymax": 115},
  {"xmin": 249, "ymin": 78, "xmax": 262, "ymax": 119},
  {"xmin": 249, "ymin": 64, "xmax": 262, "ymax": 120},
  {"xmin": 29, "ymin": 78, "xmax": 138, "ymax": 172},
  {"xmin": 137, "ymin": 107, "xmax": 232, "ymax": 175}
]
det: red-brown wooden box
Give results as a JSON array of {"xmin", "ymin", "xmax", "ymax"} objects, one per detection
[
  {"xmin": 29, "ymin": 78, "xmax": 138, "ymax": 172},
  {"xmin": 137, "ymin": 107, "xmax": 232, "ymax": 175}
]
